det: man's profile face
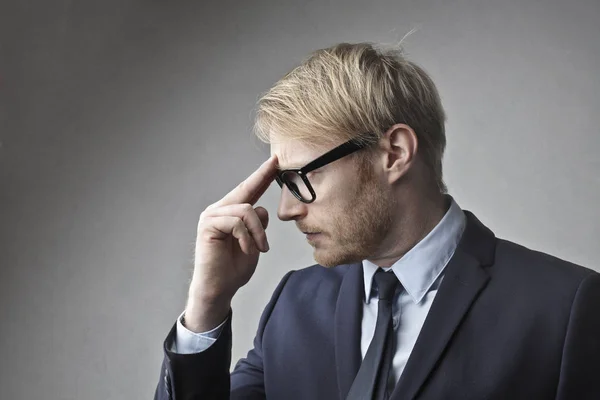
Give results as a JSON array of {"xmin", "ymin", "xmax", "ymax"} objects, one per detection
[{"xmin": 271, "ymin": 139, "xmax": 396, "ymax": 267}]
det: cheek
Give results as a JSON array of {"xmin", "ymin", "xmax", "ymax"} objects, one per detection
[
  {"xmin": 317, "ymin": 168, "xmax": 361, "ymax": 200},
  {"xmin": 315, "ymin": 184, "xmax": 361, "ymax": 230},
  {"xmin": 309, "ymin": 167, "xmax": 366, "ymax": 223}
]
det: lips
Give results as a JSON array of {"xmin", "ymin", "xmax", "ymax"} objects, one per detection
[
  {"xmin": 305, "ymin": 232, "xmax": 322, "ymax": 239},
  {"xmin": 298, "ymin": 224, "xmax": 323, "ymax": 237}
]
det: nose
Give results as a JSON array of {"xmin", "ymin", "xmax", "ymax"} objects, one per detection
[{"xmin": 277, "ymin": 185, "xmax": 307, "ymax": 221}]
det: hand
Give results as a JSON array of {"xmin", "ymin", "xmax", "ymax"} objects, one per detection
[{"xmin": 184, "ymin": 155, "xmax": 278, "ymax": 332}]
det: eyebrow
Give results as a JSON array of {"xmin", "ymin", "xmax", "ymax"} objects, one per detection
[{"xmin": 276, "ymin": 162, "xmax": 306, "ymax": 171}]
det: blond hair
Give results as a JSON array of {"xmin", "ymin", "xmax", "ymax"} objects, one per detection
[{"xmin": 254, "ymin": 42, "xmax": 448, "ymax": 193}]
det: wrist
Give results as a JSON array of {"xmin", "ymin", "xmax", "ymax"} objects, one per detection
[{"xmin": 184, "ymin": 298, "xmax": 231, "ymax": 333}]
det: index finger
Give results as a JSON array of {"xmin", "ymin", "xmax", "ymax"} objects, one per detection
[{"xmin": 217, "ymin": 155, "xmax": 279, "ymax": 207}]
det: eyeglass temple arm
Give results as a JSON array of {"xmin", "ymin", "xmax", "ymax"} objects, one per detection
[{"xmin": 300, "ymin": 140, "xmax": 366, "ymax": 174}]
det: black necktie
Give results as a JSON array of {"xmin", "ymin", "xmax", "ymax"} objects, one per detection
[{"xmin": 346, "ymin": 269, "xmax": 400, "ymax": 400}]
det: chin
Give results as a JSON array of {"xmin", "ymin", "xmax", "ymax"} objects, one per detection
[{"xmin": 313, "ymin": 247, "xmax": 364, "ymax": 268}]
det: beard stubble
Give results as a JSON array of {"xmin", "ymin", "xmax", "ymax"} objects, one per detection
[{"xmin": 313, "ymin": 158, "xmax": 396, "ymax": 267}]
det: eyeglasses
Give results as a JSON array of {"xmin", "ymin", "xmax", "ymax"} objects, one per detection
[{"xmin": 275, "ymin": 138, "xmax": 371, "ymax": 203}]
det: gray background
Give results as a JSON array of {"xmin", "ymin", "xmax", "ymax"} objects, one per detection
[{"xmin": 1, "ymin": 0, "xmax": 599, "ymax": 399}]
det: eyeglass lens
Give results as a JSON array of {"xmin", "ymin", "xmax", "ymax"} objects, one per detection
[{"xmin": 281, "ymin": 171, "xmax": 312, "ymax": 201}]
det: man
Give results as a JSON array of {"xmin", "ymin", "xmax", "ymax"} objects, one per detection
[{"xmin": 154, "ymin": 42, "xmax": 600, "ymax": 399}]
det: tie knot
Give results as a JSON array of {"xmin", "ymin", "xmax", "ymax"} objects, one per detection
[{"xmin": 374, "ymin": 269, "xmax": 400, "ymax": 301}]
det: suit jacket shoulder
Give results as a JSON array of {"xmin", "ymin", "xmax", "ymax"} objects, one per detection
[{"xmin": 492, "ymin": 237, "xmax": 597, "ymax": 305}]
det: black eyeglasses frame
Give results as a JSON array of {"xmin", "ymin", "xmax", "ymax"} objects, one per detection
[{"xmin": 274, "ymin": 138, "xmax": 371, "ymax": 203}]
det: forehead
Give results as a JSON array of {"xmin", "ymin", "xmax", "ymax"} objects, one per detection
[{"xmin": 270, "ymin": 140, "xmax": 325, "ymax": 170}]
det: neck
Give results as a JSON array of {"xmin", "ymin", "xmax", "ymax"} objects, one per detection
[{"xmin": 368, "ymin": 189, "xmax": 449, "ymax": 268}]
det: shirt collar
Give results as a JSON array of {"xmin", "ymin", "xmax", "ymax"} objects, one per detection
[{"xmin": 362, "ymin": 195, "xmax": 466, "ymax": 304}]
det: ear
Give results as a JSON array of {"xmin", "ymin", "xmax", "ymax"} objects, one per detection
[{"xmin": 379, "ymin": 123, "xmax": 418, "ymax": 184}]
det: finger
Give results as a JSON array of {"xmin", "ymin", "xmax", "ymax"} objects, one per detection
[
  {"xmin": 254, "ymin": 206, "xmax": 269, "ymax": 230},
  {"xmin": 203, "ymin": 216, "xmax": 258, "ymax": 255},
  {"xmin": 202, "ymin": 204, "xmax": 269, "ymax": 252},
  {"xmin": 217, "ymin": 155, "xmax": 278, "ymax": 207}
]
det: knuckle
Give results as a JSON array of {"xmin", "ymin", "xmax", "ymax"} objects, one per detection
[
  {"xmin": 199, "ymin": 209, "xmax": 215, "ymax": 224},
  {"xmin": 196, "ymin": 224, "xmax": 214, "ymax": 241},
  {"xmin": 199, "ymin": 230, "xmax": 213, "ymax": 242},
  {"xmin": 196, "ymin": 219, "xmax": 209, "ymax": 234},
  {"xmin": 233, "ymin": 216, "xmax": 245, "ymax": 228}
]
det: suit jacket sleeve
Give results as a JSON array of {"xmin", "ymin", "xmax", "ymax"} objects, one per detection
[
  {"xmin": 154, "ymin": 270, "xmax": 295, "ymax": 400},
  {"xmin": 174, "ymin": 310, "xmax": 227, "ymax": 354},
  {"xmin": 555, "ymin": 272, "xmax": 600, "ymax": 400}
]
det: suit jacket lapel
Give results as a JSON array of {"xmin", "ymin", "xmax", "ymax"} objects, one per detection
[
  {"xmin": 391, "ymin": 211, "xmax": 496, "ymax": 400},
  {"xmin": 334, "ymin": 262, "xmax": 364, "ymax": 400}
]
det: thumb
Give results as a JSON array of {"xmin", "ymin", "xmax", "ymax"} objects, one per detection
[{"xmin": 254, "ymin": 206, "xmax": 269, "ymax": 230}]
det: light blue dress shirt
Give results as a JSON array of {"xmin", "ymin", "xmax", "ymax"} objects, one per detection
[{"xmin": 172, "ymin": 196, "xmax": 466, "ymax": 388}]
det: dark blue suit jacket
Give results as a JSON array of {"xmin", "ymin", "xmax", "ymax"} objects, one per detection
[{"xmin": 155, "ymin": 211, "xmax": 600, "ymax": 399}]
